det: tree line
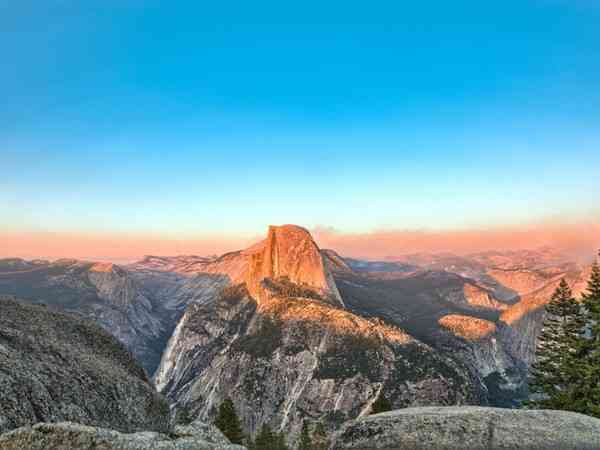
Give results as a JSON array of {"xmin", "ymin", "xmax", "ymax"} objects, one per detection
[
  {"xmin": 213, "ymin": 397, "xmax": 331, "ymax": 449},
  {"xmin": 528, "ymin": 254, "xmax": 600, "ymax": 417},
  {"xmin": 212, "ymin": 393, "xmax": 391, "ymax": 449}
]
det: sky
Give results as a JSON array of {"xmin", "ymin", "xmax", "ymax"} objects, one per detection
[{"xmin": 1, "ymin": 1, "xmax": 599, "ymax": 260}]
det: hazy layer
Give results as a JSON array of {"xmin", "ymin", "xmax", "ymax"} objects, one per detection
[{"xmin": 1, "ymin": 221, "xmax": 598, "ymax": 263}]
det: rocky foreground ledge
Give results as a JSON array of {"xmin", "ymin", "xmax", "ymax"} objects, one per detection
[
  {"xmin": 2, "ymin": 407, "xmax": 600, "ymax": 450},
  {"xmin": 0, "ymin": 419, "xmax": 246, "ymax": 450},
  {"xmin": 333, "ymin": 406, "xmax": 600, "ymax": 450}
]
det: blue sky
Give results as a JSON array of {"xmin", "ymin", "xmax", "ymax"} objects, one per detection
[{"xmin": 1, "ymin": 1, "xmax": 599, "ymax": 239}]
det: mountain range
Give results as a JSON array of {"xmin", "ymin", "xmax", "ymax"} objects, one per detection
[{"xmin": 0, "ymin": 224, "xmax": 593, "ymax": 442}]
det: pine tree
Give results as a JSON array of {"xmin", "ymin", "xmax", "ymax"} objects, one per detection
[
  {"xmin": 583, "ymin": 256, "xmax": 600, "ymax": 344},
  {"xmin": 528, "ymin": 279, "xmax": 585, "ymax": 410},
  {"xmin": 274, "ymin": 431, "xmax": 289, "ymax": 450},
  {"xmin": 571, "ymin": 256, "xmax": 600, "ymax": 418},
  {"xmin": 248, "ymin": 424, "xmax": 288, "ymax": 450},
  {"xmin": 298, "ymin": 420, "xmax": 313, "ymax": 450},
  {"xmin": 312, "ymin": 422, "xmax": 328, "ymax": 450},
  {"xmin": 371, "ymin": 392, "xmax": 393, "ymax": 414},
  {"xmin": 174, "ymin": 404, "xmax": 193, "ymax": 425},
  {"xmin": 253, "ymin": 423, "xmax": 275, "ymax": 450},
  {"xmin": 214, "ymin": 397, "xmax": 244, "ymax": 445}
]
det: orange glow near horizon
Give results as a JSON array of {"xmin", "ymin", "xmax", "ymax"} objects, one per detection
[
  {"xmin": 1, "ymin": 221, "xmax": 599, "ymax": 264},
  {"xmin": 0, "ymin": 231, "xmax": 257, "ymax": 264},
  {"xmin": 312, "ymin": 222, "xmax": 600, "ymax": 262}
]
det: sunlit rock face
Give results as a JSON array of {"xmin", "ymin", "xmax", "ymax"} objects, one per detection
[
  {"xmin": 487, "ymin": 268, "xmax": 562, "ymax": 298},
  {"xmin": 128, "ymin": 225, "xmax": 344, "ymax": 311},
  {"xmin": 438, "ymin": 314, "xmax": 497, "ymax": 341},
  {"xmin": 245, "ymin": 225, "xmax": 344, "ymax": 306},
  {"xmin": 462, "ymin": 283, "xmax": 508, "ymax": 311}
]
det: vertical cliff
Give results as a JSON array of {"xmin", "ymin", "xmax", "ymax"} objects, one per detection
[{"xmin": 245, "ymin": 225, "xmax": 344, "ymax": 306}]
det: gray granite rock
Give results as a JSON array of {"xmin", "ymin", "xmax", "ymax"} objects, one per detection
[
  {"xmin": 0, "ymin": 299, "xmax": 170, "ymax": 434},
  {"xmin": 172, "ymin": 420, "xmax": 232, "ymax": 445},
  {"xmin": 0, "ymin": 421, "xmax": 247, "ymax": 450},
  {"xmin": 333, "ymin": 406, "xmax": 600, "ymax": 450}
]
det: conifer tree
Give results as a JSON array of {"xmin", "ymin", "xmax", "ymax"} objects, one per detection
[
  {"xmin": 253, "ymin": 423, "xmax": 279, "ymax": 450},
  {"xmin": 274, "ymin": 431, "xmax": 289, "ymax": 450},
  {"xmin": 312, "ymin": 422, "xmax": 328, "ymax": 450},
  {"xmin": 370, "ymin": 392, "xmax": 393, "ymax": 414},
  {"xmin": 174, "ymin": 405, "xmax": 193, "ymax": 425},
  {"xmin": 298, "ymin": 420, "xmax": 313, "ymax": 450},
  {"xmin": 528, "ymin": 279, "xmax": 585, "ymax": 410},
  {"xmin": 571, "ymin": 256, "xmax": 600, "ymax": 417},
  {"xmin": 214, "ymin": 397, "xmax": 244, "ymax": 445},
  {"xmin": 248, "ymin": 424, "xmax": 288, "ymax": 450},
  {"xmin": 583, "ymin": 256, "xmax": 600, "ymax": 344}
]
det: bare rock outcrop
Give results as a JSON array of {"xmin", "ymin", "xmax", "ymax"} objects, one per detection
[
  {"xmin": 438, "ymin": 315, "xmax": 496, "ymax": 341},
  {"xmin": 333, "ymin": 406, "xmax": 600, "ymax": 450},
  {"xmin": 0, "ymin": 299, "xmax": 169, "ymax": 435},
  {"xmin": 155, "ymin": 283, "xmax": 480, "ymax": 442},
  {"xmin": 462, "ymin": 283, "xmax": 508, "ymax": 311},
  {"xmin": 0, "ymin": 420, "xmax": 246, "ymax": 450},
  {"xmin": 0, "ymin": 259, "xmax": 167, "ymax": 373}
]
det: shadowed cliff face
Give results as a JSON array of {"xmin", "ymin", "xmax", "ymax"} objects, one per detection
[
  {"xmin": 0, "ymin": 299, "xmax": 170, "ymax": 435},
  {"xmin": 0, "ymin": 259, "xmax": 167, "ymax": 374},
  {"xmin": 129, "ymin": 225, "xmax": 345, "ymax": 309}
]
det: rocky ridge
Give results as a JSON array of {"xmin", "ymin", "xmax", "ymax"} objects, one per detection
[
  {"xmin": 1, "ymin": 230, "xmax": 594, "ymax": 437},
  {"xmin": 0, "ymin": 420, "xmax": 246, "ymax": 450},
  {"xmin": 0, "ymin": 258, "xmax": 167, "ymax": 373},
  {"xmin": 0, "ymin": 299, "xmax": 169, "ymax": 435},
  {"xmin": 333, "ymin": 406, "xmax": 600, "ymax": 449}
]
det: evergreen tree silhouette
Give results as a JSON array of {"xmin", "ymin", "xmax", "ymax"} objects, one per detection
[
  {"xmin": 214, "ymin": 397, "xmax": 244, "ymax": 444},
  {"xmin": 528, "ymin": 279, "xmax": 585, "ymax": 410},
  {"xmin": 371, "ymin": 392, "xmax": 393, "ymax": 414}
]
